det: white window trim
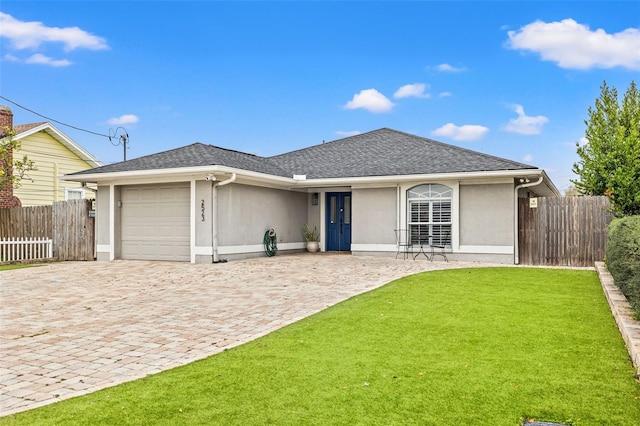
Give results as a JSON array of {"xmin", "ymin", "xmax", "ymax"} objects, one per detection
[
  {"xmin": 65, "ymin": 187, "xmax": 85, "ymax": 200},
  {"xmin": 399, "ymin": 181, "xmax": 460, "ymax": 252},
  {"xmin": 407, "ymin": 184, "xmax": 452, "ymax": 246}
]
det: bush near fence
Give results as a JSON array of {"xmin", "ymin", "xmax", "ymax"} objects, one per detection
[{"xmin": 606, "ymin": 216, "xmax": 640, "ymax": 316}]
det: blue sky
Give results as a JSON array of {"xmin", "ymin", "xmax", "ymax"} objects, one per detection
[{"xmin": 1, "ymin": 1, "xmax": 639, "ymax": 193}]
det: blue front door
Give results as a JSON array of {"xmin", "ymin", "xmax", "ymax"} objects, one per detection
[{"xmin": 326, "ymin": 192, "xmax": 351, "ymax": 251}]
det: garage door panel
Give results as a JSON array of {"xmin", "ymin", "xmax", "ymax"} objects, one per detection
[
  {"xmin": 121, "ymin": 242, "xmax": 189, "ymax": 261},
  {"xmin": 121, "ymin": 184, "xmax": 190, "ymax": 261}
]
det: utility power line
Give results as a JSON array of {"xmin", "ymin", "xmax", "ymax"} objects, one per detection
[{"xmin": 0, "ymin": 95, "xmax": 130, "ymax": 161}]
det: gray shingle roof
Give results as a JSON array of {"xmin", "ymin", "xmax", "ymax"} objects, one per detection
[
  {"xmin": 270, "ymin": 128, "xmax": 536, "ymax": 178},
  {"xmin": 69, "ymin": 128, "xmax": 537, "ymax": 178},
  {"xmin": 69, "ymin": 143, "xmax": 290, "ymax": 177}
]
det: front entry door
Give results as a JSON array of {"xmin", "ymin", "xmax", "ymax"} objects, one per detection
[{"xmin": 326, "ymin": 192, "xmax": 351, "ymax": 251}]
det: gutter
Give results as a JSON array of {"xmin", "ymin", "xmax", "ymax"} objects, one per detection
[
  {"xmin": 62, "ymin": 166, "xmax": 539, "ymax": 188},
  {"xmin": 513, "ymin": 175, "xmax": 543, "ymax": 264}
]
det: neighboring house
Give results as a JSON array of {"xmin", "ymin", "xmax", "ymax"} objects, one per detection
[
  {"xmin": 0, "ymin": 105, "xmax": 103, "ymax": 207},
  {"xmin": 64, "ymin": 128, "xmax": 559, "ymax": 264}
]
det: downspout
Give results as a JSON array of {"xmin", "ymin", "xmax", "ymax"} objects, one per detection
[
  {"xmin": 396, "ymin": 184, "xmax": 401, "ymax": 230},
  {"xmin": 211, "ymin": 173, "xmax": 237, "ymax": 263},
  {"xmin": 513, "ymin": 175, "xmax": 543, "ymax": 264}
]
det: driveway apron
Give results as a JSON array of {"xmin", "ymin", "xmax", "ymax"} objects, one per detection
[{"xmin": 0, "ymin": 254, "xmax": 486, "ymax": 416}]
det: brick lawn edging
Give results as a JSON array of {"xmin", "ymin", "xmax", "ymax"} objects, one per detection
[{"xmin": 595, "ymin": 262, "xmax": 640, "ymax": 376}]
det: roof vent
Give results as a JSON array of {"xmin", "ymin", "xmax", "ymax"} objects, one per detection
[{"xmin": 293, "ymin": 174, "xmax": 307, "ymax": 181}]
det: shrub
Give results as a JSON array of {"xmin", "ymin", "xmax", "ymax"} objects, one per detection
[{"xmin": 606, "ymin": 216, "xmax": 640, "ymax": 315}]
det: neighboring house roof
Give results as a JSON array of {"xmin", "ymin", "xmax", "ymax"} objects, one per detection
[
  {"xmin": 69, "ymin": 128, "xmax": 536, "ymax": 178},
  {"xmin": 13, "ymin": 122, "xmax": 46, "ymax": 134},
  {"xmin": 10, "ymin": 122, "xmax": 103, "ymax": 168}
]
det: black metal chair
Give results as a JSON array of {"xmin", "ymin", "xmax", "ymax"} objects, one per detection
[
  {"xmin": 394, "ymin": 229, "xmax": 413, "ymax": 260},
  {"xmin": 430, "ymin": 231, "xmax": 450, "ymax": 262}
]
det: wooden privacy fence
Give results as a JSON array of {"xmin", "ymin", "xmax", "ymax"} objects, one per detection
[
  {"xmin": 0, "ymin": 199, "xmax": 95, "ymax": 262},
  {"xmin": 518, "ymin": 196, "xmax": 614, "ymax": 267}
]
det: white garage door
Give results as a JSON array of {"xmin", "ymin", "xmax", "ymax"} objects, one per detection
[{"xmin": 121, "ymin": 183, "xmax": 190, "ymax": 261}]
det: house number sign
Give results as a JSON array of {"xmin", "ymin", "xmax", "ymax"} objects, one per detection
[
  {"xmin": 529, "ymin": 197, "xmax": 538, "ymax": 208},
  {"xmin": 201, "ymin": 199, "xmax": 206, "ymax": 221}
]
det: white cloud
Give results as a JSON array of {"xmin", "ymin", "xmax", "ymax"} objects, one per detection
[
  {"xmin": 335, "ymin": 130, "xmax": 361, "ymax": 137},
  {"xmin": 432, "ymin": 123, "xmax": 489, "ymax": 141},
  {"xmin": 523, "ymin": 153, "xmax": 534, "ymax": 163},
  {"xmin": 3, "ymin": 53, "xmax": 20, "ymax": 62},
  {"xmin": 506, "ymin": 18, "xmax": 640, "ymax": 70},
  {"xmin": 344, "ymin": 89, "xmax": 395, "ymax": 113},
  {"xmin": 108, "ymin": 114, "xmax": 139, "ymax": 126},
  {"xmin": 393, "ymin": 83, "xmax": 430, "ymax": 99},
  {"xmin": 435, "ymin": 63, "xmax": 467, "ymax": 73},
  {"xmin": 0, "ymin": 12, "xmax": 108, "ymax": 51},
  {"xmin": 578, "ymin": 136, "xmax": 588, "ymax": 146},
  {"xmin": 439, "ymin": 92, "xmax": 452, "ymax": 98},
  {"xmin": 25, "ymin": 53, "xmax": 72, "ymax": 67},
  {"xmin": 501, "ymin": 104, "xmax": 548, "ymax": 135}
]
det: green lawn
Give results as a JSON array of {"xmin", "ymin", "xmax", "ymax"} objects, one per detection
[
  {"xmin": 0, "ymin": 263, "xmax": 42, "ymax": 271},
  {"xmin": 2, "ymin": 268, "xmax": 639, "ymax": 425}
]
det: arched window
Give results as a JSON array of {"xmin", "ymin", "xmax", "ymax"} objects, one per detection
[{"xmin": 407, "ymin": 184, "xmax": 452, "ymax": 246}]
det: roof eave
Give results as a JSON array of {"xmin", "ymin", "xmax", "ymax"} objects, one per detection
[
  {"xmin": 538, "ymin": 169, "xmax": 561, "ymax": 197},
  {"xmin": 64, "ymin": 166, "xmax": 553, "ymax": 193},
  {"xmin": 292, "ymin": 169, "xmax": 545, "ymax": 187},
  {"xmin": 61, "ymin": 165, "xmax": 294, "ymax": 187}
]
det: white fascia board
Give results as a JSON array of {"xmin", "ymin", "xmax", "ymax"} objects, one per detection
[
  {"xmin": 16, "ymin": 122, "xmax": 103, "ymax": 167},
  {"xmin": 293, "ymin": 169, "xmax": 544, "ymax": 188},
  {"xmin": 61, "ymin": 165, "xmax": 295, "ymax": 188},
  {"xmin": 63, "ymin": 164, "xmax": 550, "ymax": 192},
  {"xmin": 541, "ymin": 170, "xmax": 561, "ymax": 197}
]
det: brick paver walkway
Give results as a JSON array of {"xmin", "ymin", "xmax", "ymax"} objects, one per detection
[{"xmin": 0, "ymin": 254, "xmax": 487, "ymax": 416}]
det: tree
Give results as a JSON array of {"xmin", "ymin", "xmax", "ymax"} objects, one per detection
[
  {"xmin": 572, "ymin": 81, "xmax": 640, "ymax": 216},
  {"xmin": 0, "ymin": 126, "xmax": 36, "ymax": 191}
]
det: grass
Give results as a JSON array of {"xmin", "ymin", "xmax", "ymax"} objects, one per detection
[
  {"xmin": 0, "ymin": 263, "xmax": 43, "ymax": 271},
  {"xmin": 2, "ymin": 268, "xmax": 639, "ymax": 425}
]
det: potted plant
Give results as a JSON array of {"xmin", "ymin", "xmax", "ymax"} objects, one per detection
[{"xmin": 303, "ymin": 224, "xmax": 320, "ymax": 252}]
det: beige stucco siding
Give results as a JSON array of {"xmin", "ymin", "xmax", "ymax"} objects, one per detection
[
  {"xmin": 195, "ymin": 181, "xmax": 214, "ymax": 247},
  {"xmin": 95, "ymin": 185, "xmax": 122, "ymax": 261},
  {"xmin": 217, "ymin": 184, "xmax": 308, "ymax": 246},
  {"xmin": 352, "ymin": 188, "xmax": 396, "ymax": 244},
  {"xmin": 13, "ymin": 131, "xmax": 95, "ymax": 206},
  {"xmin": 459, "ymin": 183, "xmax": 513, "ymax": 246},
  {"xmin": 306, "ymin": 193, "xmax": 321, "ymax": 235},
  {"xmin": 96, "ymin": 186, "xmax": 110, "ymax": 246}
]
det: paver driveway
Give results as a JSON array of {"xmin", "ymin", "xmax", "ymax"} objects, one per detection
[{"xmin": 1, "ymin": 253, "xmax": 487, "ymax": 416}]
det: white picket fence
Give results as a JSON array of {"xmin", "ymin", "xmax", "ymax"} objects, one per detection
[{"xmin": 0, "ymin": 237, "xmax": 53, "ymax": 263}]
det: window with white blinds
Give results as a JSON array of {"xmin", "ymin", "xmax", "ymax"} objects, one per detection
[{"xmin": 407, "ymin": 184, "xmax": 452, "ymax": 246}]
